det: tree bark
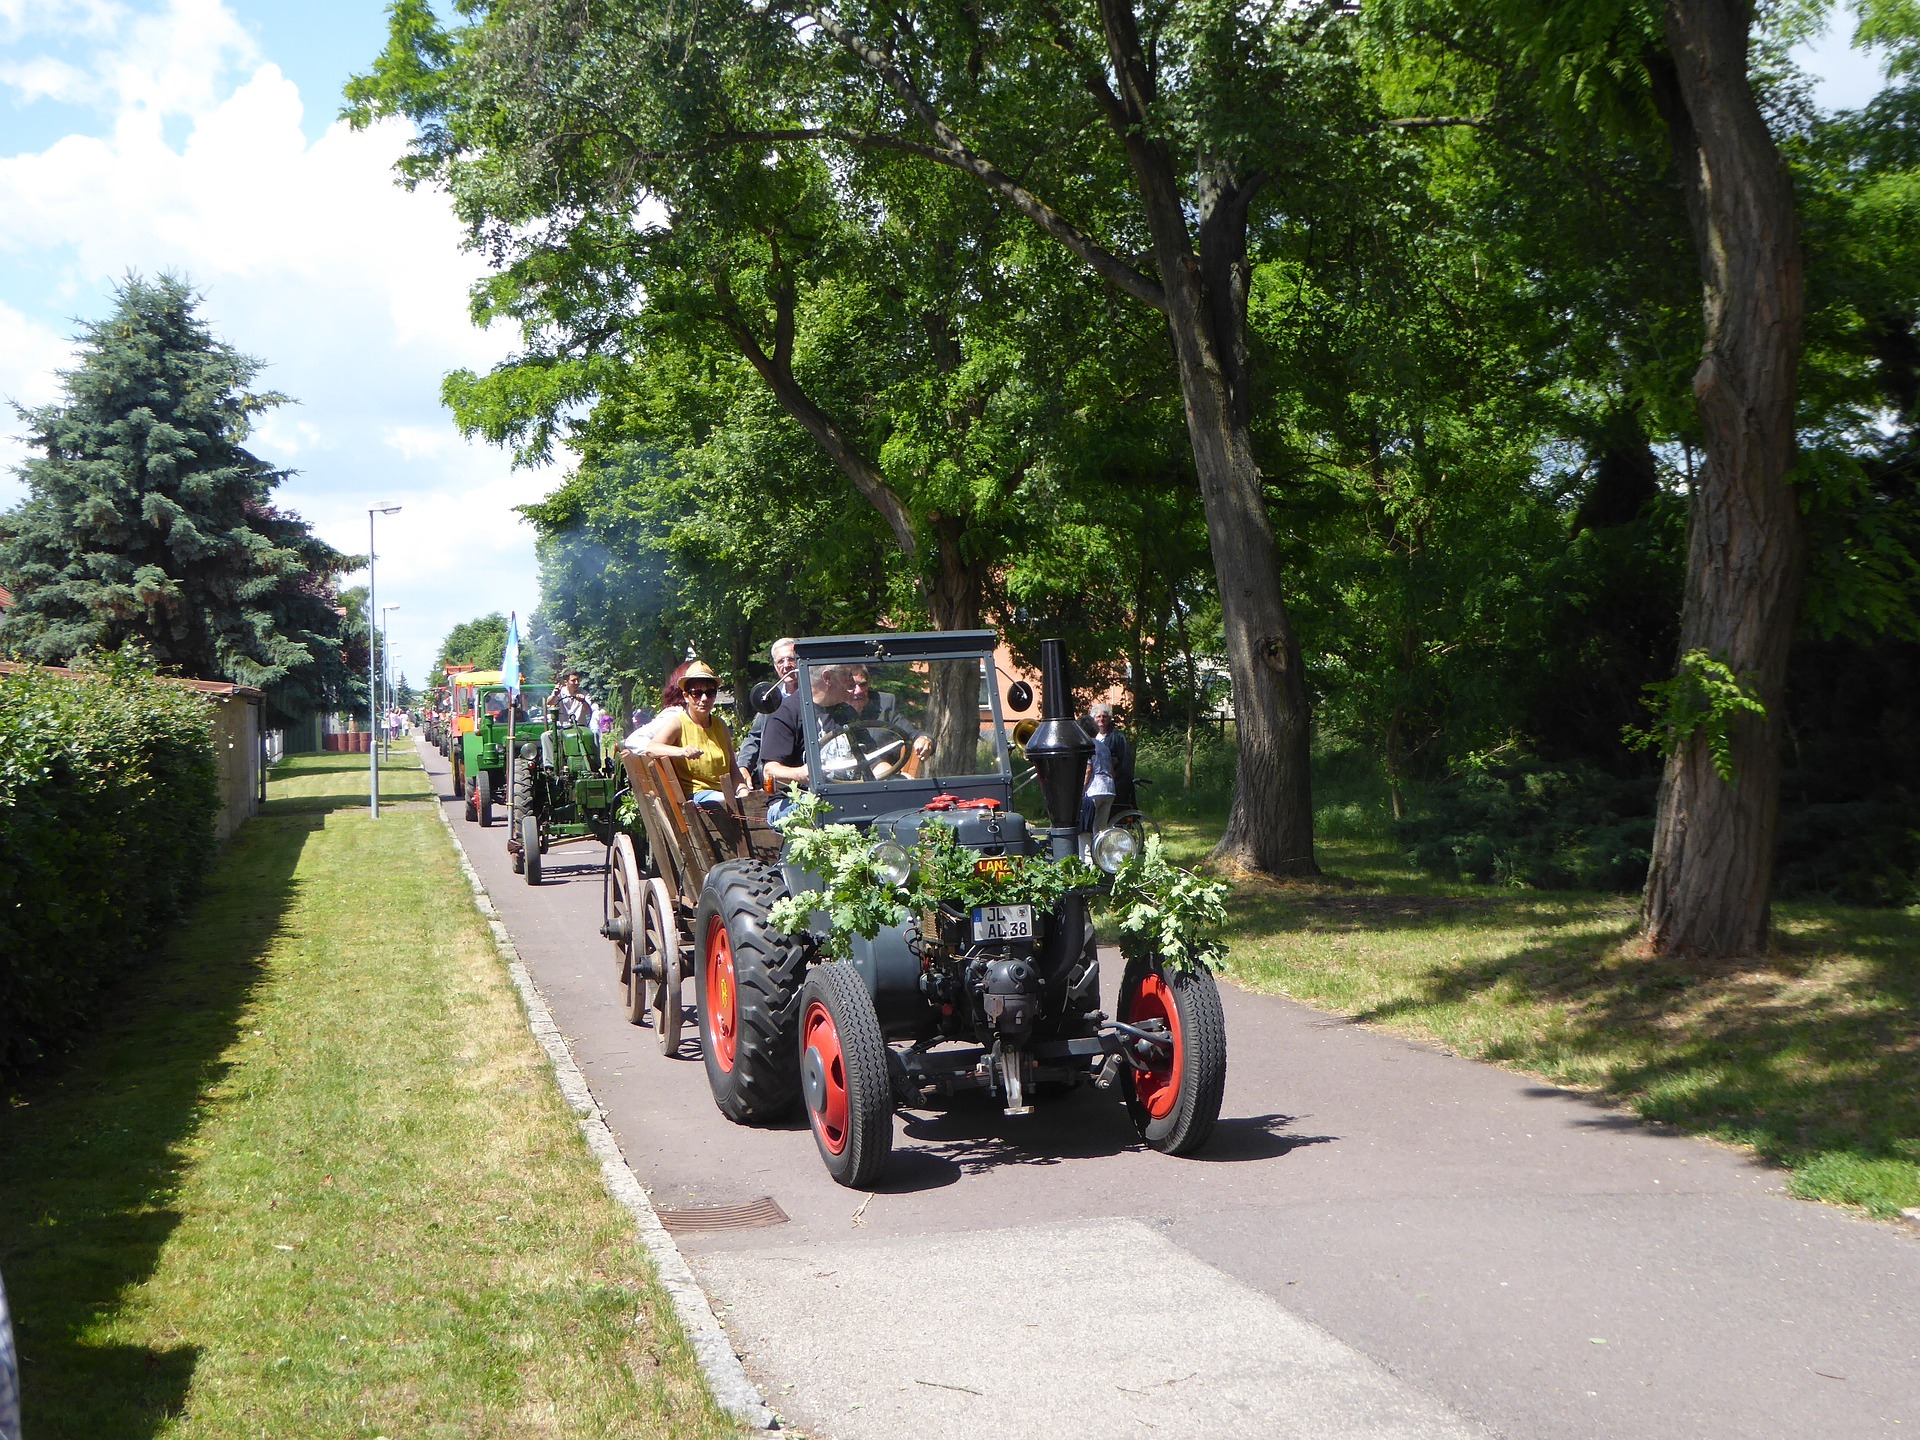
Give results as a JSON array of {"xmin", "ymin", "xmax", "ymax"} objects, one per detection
[
  {"xmin": 926, "ymin": 517, "xmax": 989, "ymax": 770},
  {"xmin": 714, "ymin": 264, "xmax": 989, "ymax": 751},
  {"xmin": 1641, "ymin": 1, "xmax": 1806, "ymax": 957},
  {"xmin": 1096, "ymin": 0, "xmax": 1318, "ymax": 875},
  {"xmin": 807, "ymin": 0, "xmax": 1320, "ymax": 876}
]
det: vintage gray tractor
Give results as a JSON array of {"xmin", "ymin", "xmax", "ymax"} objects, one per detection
[{"xmin": 607, "ymin": 629, "xmax": 1227, "ymax": 1188}]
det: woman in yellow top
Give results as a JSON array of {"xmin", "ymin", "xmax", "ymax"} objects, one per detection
[{"xmin": 629, "ymin": 659, "xmax": 752, "ymax": 805}]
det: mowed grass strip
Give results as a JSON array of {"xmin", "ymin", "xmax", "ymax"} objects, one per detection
[
  {"xmin": 0, "ymin": 749, "xmax": 738, "ymax": 1439},
  {"xmin": 1160, "ymin": 796, "xmax": 1920, "ymax": 1219}
]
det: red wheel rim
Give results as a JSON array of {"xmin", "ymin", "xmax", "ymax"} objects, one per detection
[
  {"xmin": 1125, "ymin": 971, "xmax": 1184, "ymax": 1120},
  {"xmin": 705, "ymin": 924, "xmax": 737, "ymax": 1071},
  {"xmin": 801, "ymin": 999, "xmax": 850, "ymax": 1155}
]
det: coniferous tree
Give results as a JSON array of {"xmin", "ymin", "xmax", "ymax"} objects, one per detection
[{"xmin": 0, "ymin": 275, "xmax": 353, "ymax": 719}]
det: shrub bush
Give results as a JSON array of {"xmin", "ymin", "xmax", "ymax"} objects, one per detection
[
  {"xmin": 1774, "ymin": 800, "xmax": 1920, "ymax": 906},
  {"xmin": 1131, "ymin": 725, "xmax": 1238, "ymax": 820},
  {"xmin": 1396, "ymin": 760, "xmax": 1658, "ymax": 892},
  {"xmin": 0, "ymin": 653, "xmax": 219, "ymax": 1073}
]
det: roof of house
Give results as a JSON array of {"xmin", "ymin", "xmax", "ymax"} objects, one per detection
[{"xmin": 0, "ymin": 659, "xmax": 265, "ymax": 701}]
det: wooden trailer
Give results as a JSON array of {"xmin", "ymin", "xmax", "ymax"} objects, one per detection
[{"xmin": 605, "ymin": 752, "xmax": 782, "ymax": 1055}]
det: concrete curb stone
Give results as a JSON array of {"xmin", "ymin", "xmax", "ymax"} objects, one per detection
[{"xmin": 428, "ymin": 794, "xmax": 777, "ymax": 1430}]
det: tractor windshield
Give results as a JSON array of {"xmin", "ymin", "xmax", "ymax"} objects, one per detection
[{"xmin": 802, "ymin": 656, "xmax": 1006, "ymax": 787}]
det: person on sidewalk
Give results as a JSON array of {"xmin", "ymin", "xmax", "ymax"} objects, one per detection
[{"xmin": 1080, "ymin": 703, "xmax": 1129, "ymax": 835}]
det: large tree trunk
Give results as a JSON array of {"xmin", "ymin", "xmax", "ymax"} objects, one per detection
[
  {"xmin": 1642, "ymin": 1, "xmax": 1805, "ymax": 957},
  {"xmin": 927, "ymin": 518, "xmax": 989, "ymax": 772},
  {"xmin": 1100, "ymin": 3, "xmax": 1316, "ymax": 874},
  {"xmin": 1174, "ymin": 346, "xmax": 1319, "ymax": 875}
]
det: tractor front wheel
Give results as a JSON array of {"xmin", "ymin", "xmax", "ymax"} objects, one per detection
[
  {"xmin": 694, "ymin": 861, "xmax": 807, "ymax": 1123},
  {"xmin": 798, "ymin": 962, "xmax": 892, "ymax": 1188},
  {"xmin": 520, "ymin": 810, "xmax": 542, "ymax": 885},
  {"xmin": 477, "ymin": 770, "xmax": 496, "ymax": 827},
  {"xmin": 1117, "ymin": 954, "xmax": 1226, "ymax": 1156}
]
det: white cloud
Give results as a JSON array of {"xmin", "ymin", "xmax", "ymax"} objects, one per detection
[
  {"xmin": 0, "ymin": 300, "xmax": 74, "ymax": 478},
  {"xmin": 0, "ymin": 0, "xmax": 551, "ymax": 683},
  {"xmin": 383, "ymin": 423, "xmax": 462, "ymax": 462}
]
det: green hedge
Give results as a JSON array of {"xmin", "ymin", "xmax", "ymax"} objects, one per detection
[
  {"xmin": 0, "ymin": 656, "xmax": 220, "ymax": 1073},
  {"xmin": 1397, "ymin": 759, "xmax": 1658, "ymax": 892}
]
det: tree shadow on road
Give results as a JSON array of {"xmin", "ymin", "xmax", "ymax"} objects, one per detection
[
  {"xmin": 0, "ymin": 810, "xmax": 318, "ymax": 1439},
  {"xmin": 1283, "ymin": 898, "xmax": 1920, "ymax": 1211}
]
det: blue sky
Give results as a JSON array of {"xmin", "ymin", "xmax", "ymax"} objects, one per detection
[
  {"xmin": 0, "ymin": 0, "xmax": 1902, "ymax": 685},
  {"xmin": 0, "ymin": 0, "xmax": 542, "ymax": 689}
]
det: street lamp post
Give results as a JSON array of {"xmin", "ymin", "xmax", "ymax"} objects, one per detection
[
  {"xmin": 381, "ymin": 603, "xmax": 401, "ymax": 760},
  {"xmin": 368, "ymin": 504, "xmax": 401, "ymax": 817}
]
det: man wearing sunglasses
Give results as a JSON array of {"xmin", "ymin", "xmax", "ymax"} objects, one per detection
[{"xmin": 846, "ymin": 664, "xmax": 933, "ymax": 773}]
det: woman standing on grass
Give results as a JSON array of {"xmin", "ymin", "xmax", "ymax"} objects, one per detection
[{"xmin": 624, "ymin": 660, "xmax": 750, "ymax": 806}]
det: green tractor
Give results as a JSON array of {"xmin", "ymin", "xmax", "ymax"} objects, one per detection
[
  {"xmin": 509, "ymin": 720, "xmax": 625, "ymax": 883},
  {"xmin": 461, "ymin": 686, "xmax": 546, "ymax": 827}
]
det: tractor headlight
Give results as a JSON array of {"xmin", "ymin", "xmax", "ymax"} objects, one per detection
[
  {"xmin": 1091, "ymin": 825, "xmax": 1139, "ymax": 875},
  {"xmin": 871, "ymin": 842, "xmax": 913, "ymax": 888}
]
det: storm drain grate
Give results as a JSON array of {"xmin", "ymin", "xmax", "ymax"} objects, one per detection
[{"xmin": 655, "ymin": 1196, "xmax": 790, "ymax": 1233}]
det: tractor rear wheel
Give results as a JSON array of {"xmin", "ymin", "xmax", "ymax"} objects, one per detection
[
  {"xmin": 456, "ymin": 756, "xmax": 472, "ymax": 819},
  {"xmin": 798, "ymin": 962, "xmax": 892, "ymax": 1188},
  {"xmin": 477, "ymin": 770, "xmax": 496, "ymax": 827},
  {"xmin": 1117, "ymin": 954, "xmax": 1226, "ymax": 1156},
  {"xmin": 694, "ymin": 861, "xmax": 808, "ymax": 1123},
  {"xmin": 644, "ymin": 879, "xmax": 682, "ymax": 1055}
]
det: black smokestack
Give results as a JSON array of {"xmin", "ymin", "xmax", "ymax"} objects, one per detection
[{"xmin": 1022, "ymin": 638, "xmax": 1092, "ymax": 845}]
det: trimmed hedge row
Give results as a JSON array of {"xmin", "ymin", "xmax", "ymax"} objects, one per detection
[{"xmin": 0, "ymin": 656, "xmax": 220, "ymax": 1073}]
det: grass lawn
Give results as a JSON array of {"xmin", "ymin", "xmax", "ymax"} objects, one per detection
[
  {"xmin": 1143, "ymin": 775, "xmax": 1920, "ymax": 1220},
  {"xmin": 0, "ymin": 749, "xmax": 737, "ymax": 1439}
]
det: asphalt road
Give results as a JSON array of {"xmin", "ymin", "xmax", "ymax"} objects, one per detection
[{"xmin": 417, "ymin": 739, "xmax": 1920, "ymax": 1439}]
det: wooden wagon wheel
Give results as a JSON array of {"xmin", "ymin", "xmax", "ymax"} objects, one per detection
[
  {"xmin": 644, "ymin": 878, "xmax": 683, "ymax": 1056},
  {"xmin": 607, "ymin": 835, "xmax": 648, "ymax": 1025}
]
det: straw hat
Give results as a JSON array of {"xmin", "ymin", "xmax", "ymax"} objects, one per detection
[{"xmin": 682, "ymin": 660, "xmax": 719, "ymax": 683}]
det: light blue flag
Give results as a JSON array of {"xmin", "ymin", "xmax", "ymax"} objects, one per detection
[{"xmin": 501, "ymin": 611, "xmax": 522, "ymax": 698}]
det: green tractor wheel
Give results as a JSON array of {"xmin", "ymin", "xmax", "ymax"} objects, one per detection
[{"xmin": 521, "ymin": 810, "xmax": 542, "ymax": 885}]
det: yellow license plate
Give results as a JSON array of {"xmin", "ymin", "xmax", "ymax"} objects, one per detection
[{"xmin": 974, "ymin": 856, "xmax": 1015, "ymax": 881}]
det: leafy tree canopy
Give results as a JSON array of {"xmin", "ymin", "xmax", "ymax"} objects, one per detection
[{"xmin": 0, "ymin": 275, "xmax": 354, "ymax": 724}]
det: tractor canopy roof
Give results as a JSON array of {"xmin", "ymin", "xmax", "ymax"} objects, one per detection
[
  {"xmin": 793, "ymin": 629, "xmax": 997, "ymax": 663},
  {"xmin": 451, "ymin": 670, "xmax": 503, "ymax": 690}
]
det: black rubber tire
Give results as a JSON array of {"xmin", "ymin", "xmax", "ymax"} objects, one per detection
[
  {"xmin": 693, "ymin": 860, "xmax": 809, "ymax": 1123},
  {"xmin": 478, "ymin": 769, "xmax": 495, "ymax": 827},
  {"xmin": 457, "ymin": 755, "xmax": 472, "ymax": 819},
  {"xmin": 506, "ymin": 760, "xmax": 529, "ymax": 875},
  {"xmin": 1113, "ymin": 809, "xmax": 1161, "ymax": 851},
  {"xmin": 521, "ymin": 810, "xmax": 542, "ymax": 885},
  {"xmin": 1117, "ymin": 954, "xmax": 1227, "ymax": 1156},
  {"xmin": 797, "ymin": 962, "xmax": 893, "ymax": 1188}
]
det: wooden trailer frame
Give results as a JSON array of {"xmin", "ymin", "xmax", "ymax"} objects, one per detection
[{"xmin": 605, "ymin": 750, "xmax": 782, "ymax": 1055}]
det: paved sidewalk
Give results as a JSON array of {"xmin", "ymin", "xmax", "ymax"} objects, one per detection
[{"xmin": 420, "ymin": 740, "xmax": 1920, "ymax": 1438}]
